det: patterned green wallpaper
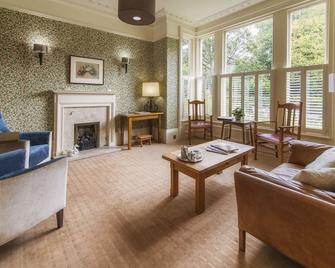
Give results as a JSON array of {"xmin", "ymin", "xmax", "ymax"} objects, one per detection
[
  {"xmin": 153, "ymin": 37, "xmax": 179, "ymax": 129},
  {"xmin": 0, "ymin": 8, "xmax": 155, "ymax": 132}
]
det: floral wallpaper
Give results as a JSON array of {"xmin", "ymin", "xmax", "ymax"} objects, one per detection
[
  {"xmin": 153, "ymin": 37, "xmax": 179, "ymax": 130},
  {"xmin": 0, "ymin": 8, "xmax": 155, "ymax": 132}
]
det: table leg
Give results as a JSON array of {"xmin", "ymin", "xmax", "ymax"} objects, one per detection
[
  {"xmin": 170, "ymin": 163, "xmax": 179, "ymax": 197},
  {"xmin": 242, "ymin": 126, "xmax": 246, "ymax": 144},
  {"xmin": 242, "ymin": 154, "xmax": 248, "ymax": 166},
  {"xmin": 121, "ymin": 117, "xmax": 125, "ymax": 146},
  {"xmin": 195, "ymin": 178, "xmax": 205, "ymax": 214},
  {"xmin": 249, "ymin": 123, "xmax": 254, "ymax": 146},
  {"xmin": 229, "ymin": 125, "xmax": 232, "ymax": 140},
  {"xmin": 157, "ymin": 116, "xmax": 161, "ymax": 143},
  {"xmin": 220, "ymin": 122, "xmax": 225, "ymax": 139},
  {"xmin": 127, "ymin": 118, "xmax": 132, "ymax": 150}
]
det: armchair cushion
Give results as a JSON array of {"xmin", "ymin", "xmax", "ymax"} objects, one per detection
[
  {"xmin": 29, "ymin": 144, "xmax": 49, "ymax": 168},
  {"xmin": 256, "ymin": 133, "xmax": 294, "ymax": 144},
  {"xmin": 289, "ymin": 140, "xmax": 333, "ymax": 166},
  {"xmin": 0, "ymin": 149, "xmax": 26, "ymax": 178},
  {"xmin": 0, "ymin": 113, "xmax": 10, "ymax": 133},
  {"xmin": 19, "ymin": 131, "xmax": 51, "ymax": 146}
]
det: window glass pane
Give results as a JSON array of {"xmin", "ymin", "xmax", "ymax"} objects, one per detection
[
  {"xmin": 258, "ymin": 74, "xmax": 271, "ymax": 122},
  {"xmin": 244, "ymin": 76, "xmax": 255, "ymax": 121},
  {"xmin": 232, "ymin": 77, "xmax": 242, "ymax": 112},
  {"xmin": 221, "ymin": 77, "xmax": 230, "ymax": 117},
  {"xmin": 290, "ymin": 3, "xmax": 326, "ymax": 67},
  {"xmin": 225, "ymin": 19, "xmax": 273, "ymax": 73},
  {"xmin": 306, "ymin": 69, "xmax": 323, "ymax": 129},
  {"xmin": 182, "ymin": 39, "xmax": 191, "ymax": 76},
  {"xmin": 201, "ymin": 35, "xmax": 215, "ymax": 76}
]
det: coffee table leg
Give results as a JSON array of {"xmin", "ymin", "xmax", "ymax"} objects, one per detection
[
  {"xmin": 242, "ymin": 154, "xmax": 248, "ymax": 166},
  {"xmin": 170, "ymin": 163, "xmax": 179, "ymax": 197},
  {"xmin": 195, "ymin": 178, "xmax": 205, "ymax": 214}
]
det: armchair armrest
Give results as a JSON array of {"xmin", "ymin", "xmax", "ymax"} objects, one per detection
[
  {"xmin": 19, "ymin": 131, "xmax": 51, "ymax": 146},
  {"xmin": 0, "ymin": 132, "xmax": 20, "ymax": 142},
  {"xmin": 0, "ymin": 140, "xmax": 30, "ymax": 168},
  {"xmin": 288, "ymin": 140, "xmax": 333, "ymax": 167}
]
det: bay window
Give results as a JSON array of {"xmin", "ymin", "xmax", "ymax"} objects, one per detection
[
  {"xmin": 286, "ymin": 2, "xmax": 327, "ymax": 131},
  {"xmin": 221, "ymin": 18, "xmax": 273, "ymax": 121}
]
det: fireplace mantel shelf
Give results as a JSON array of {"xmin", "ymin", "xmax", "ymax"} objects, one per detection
[{"xmin": 52, "ymin": 90, "xmax": 115, "ymax": 96}]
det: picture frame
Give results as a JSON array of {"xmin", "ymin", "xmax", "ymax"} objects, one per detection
[{"xmin": 70, "ymin": 56, "xmax": 104, "ymax": 85}]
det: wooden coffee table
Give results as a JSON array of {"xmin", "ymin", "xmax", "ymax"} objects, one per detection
[{"xmin": 162, "ymin": 140, "xmax": 254, "ymax": 214}]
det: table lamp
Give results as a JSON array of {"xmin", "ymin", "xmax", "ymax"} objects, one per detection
[{"xmin": 143, "ymin": 82, "xmax": 159, "ymax": 112}]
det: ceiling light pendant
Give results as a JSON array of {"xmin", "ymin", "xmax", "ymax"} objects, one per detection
[{"xmin": 118, "ymin": 0, "xmax": 156, "ymax": 26}]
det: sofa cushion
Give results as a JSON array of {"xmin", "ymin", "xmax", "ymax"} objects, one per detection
[
  {"xmin": 293, "ymin": 168, "xmax": 335, "ymax": 192},
  {"xmin": 288, "ymin": 140, "xmax": 333, "ymax": 167},
  {"xmin": 306, "ymin": 148, "xmax": 335, "ymax": 169},
  {"xmin": 0, "ymin": 149, "xmax": 26, "ymax": 178},
  {"xmin": 0, "ymin": 113, "xmax": 10, "ymax": 133},
  {"xmin": 29, "ymin": 144, "xmax": 49, "ymax": 168},
  {"xmin": 271, "ymin": 163, "xmax": 304, "ymax": 180}
]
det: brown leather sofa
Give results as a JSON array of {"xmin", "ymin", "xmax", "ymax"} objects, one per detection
[{"xmin": 235, "ymin": 140, "xmax": 335, "ymax": 268}]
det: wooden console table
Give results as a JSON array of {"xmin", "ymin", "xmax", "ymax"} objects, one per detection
[
  {"xmin": 122, "ymin": 112, "xmax": 163, "ymax": 150},
  {"xmin": 218, "ymin": 117, "xmax": 254, "ymax": 146}
]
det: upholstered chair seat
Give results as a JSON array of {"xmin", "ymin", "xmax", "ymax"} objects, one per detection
[
  {"xmin": 256, "ymin": 133, "xmax": 295, "ymax": 144},
  {"xmin": 190, "ymin": 121, "xmax": 212, "ymax": 129}
]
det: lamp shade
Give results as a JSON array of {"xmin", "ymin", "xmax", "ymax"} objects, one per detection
[
  {"xmin": 142, "ymin": 82, "xmax": 159, "ymax": 97},
  {"xmin": 329, "ymin": 73, "xmax": 335, "ymax": 92},
  {"xmin": 118, "ymin": 0, "xmax": 156, "ymax": 26}
]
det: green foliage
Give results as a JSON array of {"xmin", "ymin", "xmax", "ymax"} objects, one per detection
[
  {"xmin": 226, "ymin": 19, "xmax": 273, "ymax": 73},
  {"xmin": 201, "ymin": 36, "xmax": 215, "ymax": 76},
  {"xmin": 232, "ymin": 107, "xmax": 244, "ymax": 120},
  {"xmin": 290, "ymin": 3, "xmax": 326, "ymax": 67}
]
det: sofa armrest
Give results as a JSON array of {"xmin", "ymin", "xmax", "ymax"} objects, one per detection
[
  {"xmin": 288, "ymin": 140, "xmax": 333, "ymax": 167},
  {"xmin": 19, "ymin": 131, "xmax": 51, "ymax": 146},
  {"xmin": 234, "ymin": 171, "xmax": 335, "ymax": 267},
  {"xmin": 0, "ymin": 158, "xmax": 68, "ymax": 246}
]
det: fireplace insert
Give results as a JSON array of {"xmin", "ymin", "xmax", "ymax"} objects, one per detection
[{"xmin": 74, "ymin": 122, "xmax": 100, "ymax": 151}]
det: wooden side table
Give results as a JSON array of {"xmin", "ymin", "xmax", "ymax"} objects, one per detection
[
  {"xmin": 218, "ymin": 117, "xmax": 254, "ymax": 146},
  {"xmin": 122, "ymin": 112, "xmax": 163, "ymax": 150}
]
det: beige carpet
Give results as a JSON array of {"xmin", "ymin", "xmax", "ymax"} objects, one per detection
[{"xmin": 0, "ymin": 143, "xmax": 301, "ymax": 268}]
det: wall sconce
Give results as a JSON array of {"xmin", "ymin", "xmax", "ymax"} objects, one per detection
[
  {"xmin": 329, "ymin": 73, "xmax": 335, "ymax": 92},
  {"xmin": 121, "ymin": 57, "xmax": 130, "ymax": 73},
  {"xmin": 33, "ymin": 44, "xmax": 48, "ymax": 65}
]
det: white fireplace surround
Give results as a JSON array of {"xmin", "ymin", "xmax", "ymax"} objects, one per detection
[{"xmin": 53, "ymin": 91, "xmax": 116, "ymax": 156}]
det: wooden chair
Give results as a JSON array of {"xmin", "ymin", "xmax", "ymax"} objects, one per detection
[
  {"xmin": 254, "ymin": 101, "xmax": 303, "ymax": 162},
  {"xmin": 188, "ymin": 100, "xmax": 213, "ymax": 145}
]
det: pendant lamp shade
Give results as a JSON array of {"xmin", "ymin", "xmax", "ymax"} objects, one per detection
[{"xmin": 118, "ymin": 0, "xmax": 156, "ymax": 26}]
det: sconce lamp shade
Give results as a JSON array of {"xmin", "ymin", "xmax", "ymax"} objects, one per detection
[
  {"xmin": 329, "ymin": 73, "xmax": 335, "ymax": 92},
  {"xmin": 118, "ymin": 0, "xmax": 156, "ymax": 26},
  {"xmin": 142, "ymin": 82, "xmax": 159, "ymax": 97}
]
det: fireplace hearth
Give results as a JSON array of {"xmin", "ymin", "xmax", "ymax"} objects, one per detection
[{"xmin": 74, "ymin": 122, "xmax": 100, "ymax": 151}]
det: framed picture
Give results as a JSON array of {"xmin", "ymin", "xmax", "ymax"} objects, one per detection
[{"xmin": 70, "ymin": 56, "xmax": 104, "ymax": 85}]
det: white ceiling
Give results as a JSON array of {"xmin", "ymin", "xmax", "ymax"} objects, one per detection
[{"xmin": 64, "ymin": 0, "xmax": 266, "ymax": 26}]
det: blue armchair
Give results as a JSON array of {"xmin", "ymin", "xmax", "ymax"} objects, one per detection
[{"xmin": 0, "ymin": 112, "xmax": 52, "ymax": 168}]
